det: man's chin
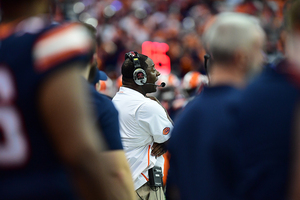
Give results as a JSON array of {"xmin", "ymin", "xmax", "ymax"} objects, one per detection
[
  {"xmin": 144, "ymin": 84, "xmax": 157, "ymax": 93},
  {"xmin": 147, "ymin": 88, "xmax": 157, "ymax": 94}
]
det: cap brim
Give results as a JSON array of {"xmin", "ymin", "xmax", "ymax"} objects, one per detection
[{"xmin": 99, "ymin": 71, "xmax": 108, "ymax": 81}]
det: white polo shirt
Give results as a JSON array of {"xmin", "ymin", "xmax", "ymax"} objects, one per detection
[{"xmin": 112, "ymin": 86, "xmax": 172, "ymax": 190}]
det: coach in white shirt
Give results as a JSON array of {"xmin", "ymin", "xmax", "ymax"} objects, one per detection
[{"xmin": 113, "ymin": 52, "xmax": 173, "ymax": 200}]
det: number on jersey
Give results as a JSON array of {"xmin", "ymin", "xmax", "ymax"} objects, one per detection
[{"xmin": 0, "ymin": 66, "xmax": 29, "ymax": 167}]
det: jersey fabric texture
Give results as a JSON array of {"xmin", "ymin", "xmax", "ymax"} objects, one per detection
[
  {"xmin": 112, "ymin": 86, "xmax": 172, "ymax": 190},
  {"xmin": 237, "ymin": 61, "xmax": 299, "ymax": 200},
  {"xmin": 0, "ymin": 16, "xmax": 92, "ymax": 200},
  {"xmin": 88, "ymin": 84, "xmax": 123, "ymax": 150},
  {"xmin": 167, "ymin": 85, "xmax": 242, "ymax": 200}
]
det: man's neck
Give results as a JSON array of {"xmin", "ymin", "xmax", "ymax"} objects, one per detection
[
  {"xmin": 208, "ymin": 63, "xmax": 246, "ymax": 88},
  {"xmin": 123, "ymin": 84, "xmax": 146, "ymax": 96}
]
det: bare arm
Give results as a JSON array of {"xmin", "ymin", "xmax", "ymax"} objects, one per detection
[
  {"xmin": 38, "ymin": 65, "xmax": 110, "ymax": 199},
  {"xmin": 100, "ymin": 150, "xmax": 135, "ymax": 200},
  {"xmin": 151, "ymin": 142, "xmax": 168, "ymax": 157}
]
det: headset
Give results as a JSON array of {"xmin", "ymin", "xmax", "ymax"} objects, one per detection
[
  {"xmin": 125, "ymin": 51, "xmax": 147, "ymax": 86},
  {"xmin": 124, "ymin": 51, "xmax": 166, "ymax": 87}
]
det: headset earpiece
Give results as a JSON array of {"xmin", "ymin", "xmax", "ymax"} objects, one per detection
[
  {"xmin": 125, "ymin": 51, "xmax": 147, "ymax": 86},
  {"xmin": 133, "ymin": 68, "xmax": 147, "ymax": 86}
]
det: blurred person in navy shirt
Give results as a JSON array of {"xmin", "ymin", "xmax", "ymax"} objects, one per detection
[
  {"xmin": 167, "ymin": 12, "xmax": 265, "ymax": 200},
  {"xmin": 82, "ymin": 23, "xmax": 135, "ymax": 200},
  {"xmin": 236, "ymin": 1, "xmax": 300, "ymax": 199}
]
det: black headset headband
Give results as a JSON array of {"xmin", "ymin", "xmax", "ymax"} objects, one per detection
[
  {"xmin": 125, "ymin": 51, "xmax": 147, "ymax": 86},
  {"xmin": 125, "ymin": 51, "xmax": 141, "ymax": 69}
]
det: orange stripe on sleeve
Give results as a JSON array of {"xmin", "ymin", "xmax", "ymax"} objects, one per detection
[
  {"xmin": 34, "ymin": 23, "xmax": 78, "ymax": 45},
  {"xmin": 35, "ymin": 47, "xmax": 90, "ymax": 72}
]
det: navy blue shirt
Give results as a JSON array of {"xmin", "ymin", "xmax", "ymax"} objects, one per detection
[
  {"xmin": 167, "ymin": 86, "xmax": 242, "ymax": 200},
  {"xmin": 0, "ymin": 18, "xmax": 92, "ymax": 200},
  {"xmin": 237, "ymin": 62, "xmax": 299, "ymax": 200},
  {"xmin": 89, "ymin": 85, "xmax": 123, "ymax": 150}
]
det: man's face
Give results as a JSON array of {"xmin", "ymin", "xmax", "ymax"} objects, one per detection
[{"xmin": 144, "ymin": 58, "xmax": 160, "ymax": 93}]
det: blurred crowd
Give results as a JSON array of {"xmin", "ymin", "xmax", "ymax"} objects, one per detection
[
  {"xmin": 86, "ymin": 0, "xmax": 285, "ymax": 76},
  {"xmin": 55, "ymin": 0, "xmax": 287, "ymax": 118}
]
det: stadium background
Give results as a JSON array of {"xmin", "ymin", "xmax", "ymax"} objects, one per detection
[{"xmin": 52, "ymin": 0, "xmax": 286, "ymax": 100}]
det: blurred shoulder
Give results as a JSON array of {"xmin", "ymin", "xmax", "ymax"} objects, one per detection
[{"xmin": 33, "ymin": 22, "xmax": 93, "ymax": 72}]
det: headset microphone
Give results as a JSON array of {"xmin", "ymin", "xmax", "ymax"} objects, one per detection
[
  {"xmin": 160, "ymin": 82, "xmax": 166, "ymax": 87},
  {"xmin": 145, "ymin": 82, "xmax": 166, "ymax": 87}
]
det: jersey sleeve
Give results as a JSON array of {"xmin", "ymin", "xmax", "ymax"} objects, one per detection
[
  {"xmin": 33, "ymin": 22, "xmax": 93, "ymax": 73},
  {"xmin": 136, "ymin": 100, "xmax": 172, "ymax": 143}
]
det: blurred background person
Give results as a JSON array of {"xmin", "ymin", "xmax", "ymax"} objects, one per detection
[
  {"xmin": 155, "ymin": 73, "xmax": 182, "ymax": 120},
  {"xmin": 90, "ymin": 66, "xmax": 108, "ymax": 90},
  {"xmin": 167, "ymin": 12, "xmax": 265, "ymax": 200},
  {"xmin": 0, "ymin": 0, "xmax": 114, "ymax": 199},
  {"xmin": 112, "ymin": 52, "xmax": 173, "ymax": 200},
  {"xmin": 236, "ymin": 1, "xmax": 300, "ymax": 199},
  {"xmin": 154, "ymin": 71, "xmax": 209, "ymax": 121},
  {"xmin": 97, "ymin": 76, "xmax": 116, "ymax": 98},
  {"xmin": 181, "ymin": 71, "xmax": 209, "ymax": 99}
]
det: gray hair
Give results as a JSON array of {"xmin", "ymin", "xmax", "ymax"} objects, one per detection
[{"xmin": 203, "ymin": 12, "xmax": 264, "ymax": 64}]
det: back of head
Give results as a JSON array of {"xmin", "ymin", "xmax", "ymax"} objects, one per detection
[
  {"xmin": 182, "ymin": 71, "xmax": 209, "ymax": 97},
  {"xmin": 157, "ymin": 73, "xmax": 180, "ymax": 89},
  {"xmin": 183, "ymin": 71, "xmax": 209, "ymax": 87},
  {"xmin": 156, "ymin": 73, "xmax": 180, "ymax": 101},
  {"xmin": 121, "ymin": 53, "xmax": 148, "ymax": 81},
  {"xmin": 203, "ymin": 12, "xmax": 264, "ymax": 64}
]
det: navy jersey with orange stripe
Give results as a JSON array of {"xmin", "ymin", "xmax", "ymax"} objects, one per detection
[
  {"xmin": 0, "ymin": 16, "xmax": 92, "ymax": 200},
  {"xmin": 167, "ymin": 85, "xmax": 242, "ymax": 200}
]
